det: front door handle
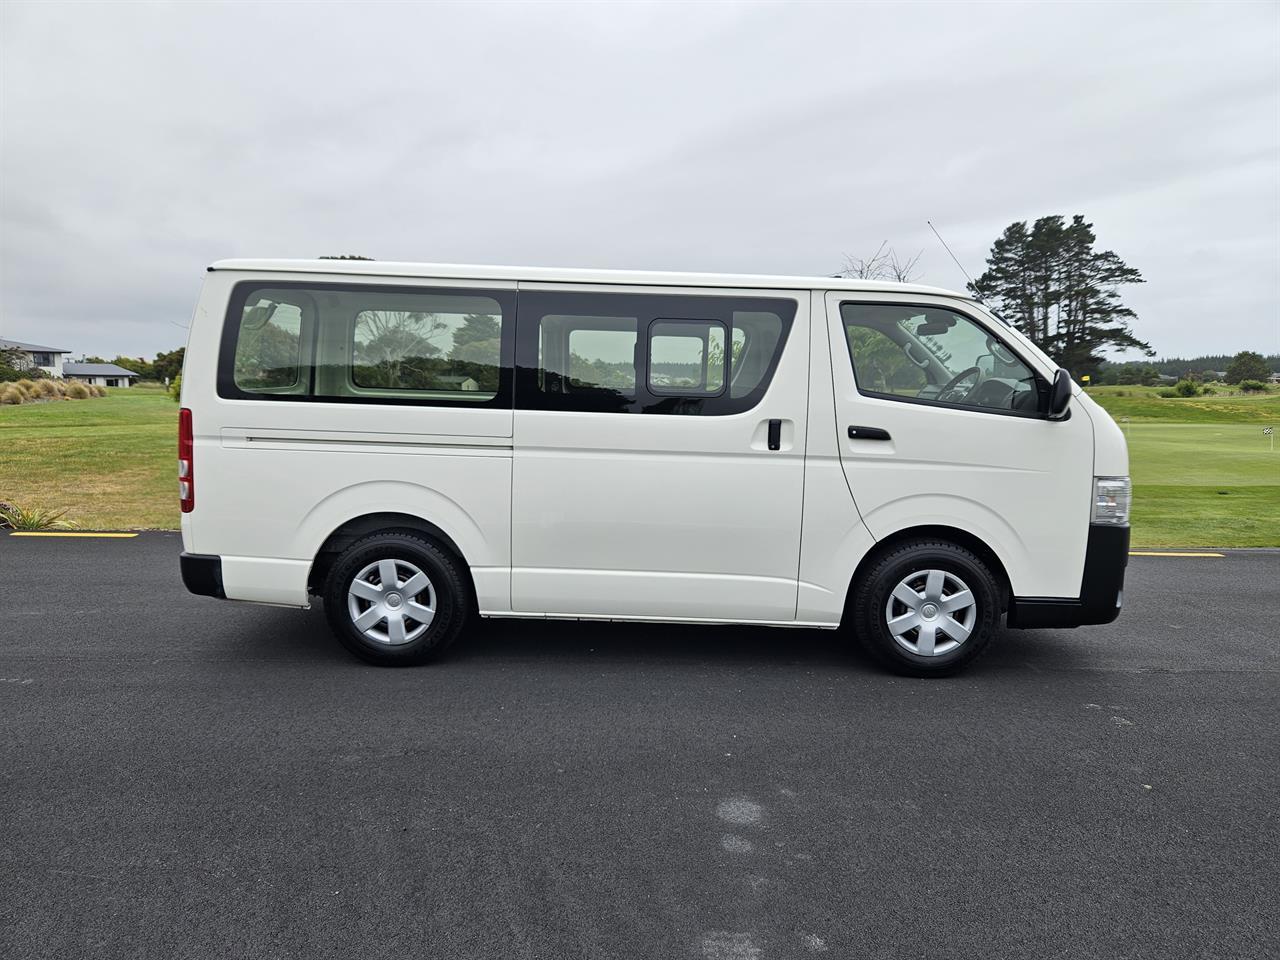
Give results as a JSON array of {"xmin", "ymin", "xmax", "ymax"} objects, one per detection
[{"xmin": 848, "ymin": 425, "xmax": 891, "ymax": 441}]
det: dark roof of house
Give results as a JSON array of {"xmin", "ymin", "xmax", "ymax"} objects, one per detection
[
  {"xmin": 0, "ymin": 337, "xmax": 71, "ymax": 354},
  {"xmin": 63, "ymin": 363, "xmax": 140, "ymax": 378}
]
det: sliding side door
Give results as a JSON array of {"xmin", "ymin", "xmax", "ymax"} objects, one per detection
[{"xmin": 511, "ymin": 285, "xmax": 810, "ymax": 622}]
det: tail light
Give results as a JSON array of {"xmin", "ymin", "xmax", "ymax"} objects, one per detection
[{"xmin": 178, "ymin": 407, "xmax": 194, "ymax": 513}]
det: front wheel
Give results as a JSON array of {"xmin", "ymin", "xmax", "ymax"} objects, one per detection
[
  {"xmin": 323, "ymin": 532, "xmax": 470, "ymax": 666},
  {"xmin": 851, "ymin": 539, "xmax": 1000, "ymax": 677}
]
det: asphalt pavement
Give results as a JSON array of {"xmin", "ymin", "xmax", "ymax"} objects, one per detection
[{"xmin": 1, "ymin": 533, "xmax": 1277, "ymax": 959}]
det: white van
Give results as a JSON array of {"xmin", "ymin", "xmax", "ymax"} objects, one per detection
[{"xmin": 178, "ymin": 260, "xmax": 1130, "ymax": 676}]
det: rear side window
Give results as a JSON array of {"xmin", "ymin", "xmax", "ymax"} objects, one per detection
[
  {"xmin": 517, "ymin": 291, "xmax": 795, "ymax": 415},
  {"xmin": 351, "ymin": 307, "xmax": 503, "ymax": 396},
  {"xmin": 233, "ymin": 297, "xmax": 304, "ymax": 391},
  {"xmin": 218, "ymin": 282, "xmax": 515, "ymax": 407}
]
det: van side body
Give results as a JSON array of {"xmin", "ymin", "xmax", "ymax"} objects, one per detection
[{"xmin": 179, "ymin": 260, "xmax": 1129, "ymax": 672}]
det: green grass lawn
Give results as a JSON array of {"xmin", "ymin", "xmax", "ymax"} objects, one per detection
[
  {"xmin": 0, "ymin": 383, "xmax": 178, "ymax": 529},
  {"xmin": 1086, "ymin": 384, "xmax": 1280, "ymax": 422},
  {"xmin": 1121, "ymin": 423, "xmax": 1278, "ymax": 546},
  {"xmin": 1, "ymin": 380, "xmax": 1275, "ymax": 545},
  {"xmin": 1087, "ymin": 386, "xmax": 1279, "ymax": 547}
]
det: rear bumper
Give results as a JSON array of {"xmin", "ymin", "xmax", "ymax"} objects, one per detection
[
  {"xmin": 1006, "ymin": 525, "xmax": 1129, "ymax": 629},
  {"xmin": 180, "ymin": 552, "xmax": 225, "ymax": 599}
]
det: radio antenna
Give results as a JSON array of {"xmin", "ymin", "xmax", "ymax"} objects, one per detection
[{"xmin": 927, "ymin": 220, "xmax": 976, "ymax": 290}]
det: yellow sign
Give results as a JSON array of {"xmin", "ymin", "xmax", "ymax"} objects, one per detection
[{"xmin": 1081, "ymin": 375, "xmax": 1091, "ymax": 384}]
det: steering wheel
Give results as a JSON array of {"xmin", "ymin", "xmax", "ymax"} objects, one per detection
[{"xmin": 937, "ymin": 366, "xmax": 981, "ymax": 404}]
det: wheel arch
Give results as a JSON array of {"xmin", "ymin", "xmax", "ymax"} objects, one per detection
[
  {"xmin": 307, "ymin": 512, "xmax": 471, "ymax": 598},
  {"xmin": 843, "ymin": 524, "xmax": 1012, "ymax": 624}
]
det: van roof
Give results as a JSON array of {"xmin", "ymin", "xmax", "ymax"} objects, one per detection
[{"xmin": 208, "ymin": 259, "xmax": 971, "ymax": 299}]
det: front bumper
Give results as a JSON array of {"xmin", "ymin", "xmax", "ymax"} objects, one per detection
[
  {"xmin": 1006, "ymin": 525, "xmax": 1129, "ymax": 629},
  {"xmin": 180, "ymin": 552, "xmax": 225, "ymax": 599}
]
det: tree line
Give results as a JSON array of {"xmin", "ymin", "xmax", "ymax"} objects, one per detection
[
  {"xmin": 82, "ymin": 347, "xmax": 185, "ymax": 383},
  {"xmin": 1096, "ymin": 351, "xmax": 1277, "ymax": 385}
]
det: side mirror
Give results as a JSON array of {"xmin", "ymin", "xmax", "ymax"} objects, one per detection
[{"xmin": 1048, "ymin": 368, "xmax": 1072, "ymax": 419}]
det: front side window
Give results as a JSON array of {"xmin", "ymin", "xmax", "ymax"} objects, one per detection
[
  {"xmin": 841, "ymin": 303, "xmax": 1042, "ymax": 415},
  {"xmin": 219, "ymin": 282, "xmax": 514, "ymax": 406},
  {"xmin": 517, "ymin": 291, "xmax": 795, "ymax": 415}
]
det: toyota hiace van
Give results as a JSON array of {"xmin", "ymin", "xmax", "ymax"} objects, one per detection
[{"xmin": 178, "ymin": 260, "xmax": 1130, "ymax": 676}]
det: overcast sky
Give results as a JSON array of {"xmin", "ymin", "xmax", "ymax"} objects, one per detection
[{"xmin": 2, "ymin": 0, "xmax": 1277, "ymax": 361}]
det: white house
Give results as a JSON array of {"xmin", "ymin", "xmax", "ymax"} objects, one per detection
[
  {"xmin": 63, "ymin": 362, "xmax": 139, "ymax": 388},
  {"xmin": 0, "ymin": 338, "xmax": 71, "ymax": 377}
]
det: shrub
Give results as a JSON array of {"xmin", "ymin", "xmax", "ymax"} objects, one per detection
[
  {"xmin": 1172, "ymin": 379, "xmax": 1199, "ymax": 397},
  {"xmin": 34, "ymin": 379, "xmax": 61, "ymax": 398},
  {"xmin": 15, "ymin": 378, "xmax": 36, "ymax": 395},
  {"xmin": 0, "ymin": 502, "xmax": 78, "ymax": 531},
  {"xmin": 1201, "ymin": 386, "xmax": 1216, "ymax": 395},
  {"xmin": 65, "ymin": 381, "xmax": 91, "ymax": 399},
  {"xmin": 91, "ymin": 384, "xmax": 107, "ymax": 397},
  {"xmin": 1239, "ymin": 379, "xmax": 1267, "ymax": 393},
  {"xmin": 0, "ymin": 385, "xmax": 23, "ymax": 404},
  {"xmin": 169, "ymin": 373, "xmax": 182, "ymax": 402},
  {"xmin": 1156, "ymin": 389, "xmax": 1178, "ymax": 398},
  {"xmin": 6, "ymin": 366, "xmax": 48, "ymax": 381}
]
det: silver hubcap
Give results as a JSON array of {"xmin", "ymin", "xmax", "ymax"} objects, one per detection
[
  {"xmin": 884, "ymin": 568, "xmax": 977, "ymax": 657},
  {"xmin": 346, "ymin": 559, "xmax": 435, "ymax": 646}
]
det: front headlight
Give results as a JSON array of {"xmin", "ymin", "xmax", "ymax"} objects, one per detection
[{"xmin": 1092, "ymin": 476, "xmax": 1131, "ymax": 526}]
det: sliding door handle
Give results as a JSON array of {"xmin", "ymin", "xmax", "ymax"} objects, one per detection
[
  {"xmin": 848, "ymin": 425, "xmax": 891, "ymax": 441},
  {"xmin": 767, "ymin": 419, "xmax": 782, "ymax": 451}
]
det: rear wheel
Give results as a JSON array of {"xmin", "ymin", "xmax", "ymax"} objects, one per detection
[
  {"xmin": 323, "ymin": 532, "xmax": 470, "ymax": 666},
  {"xmin": 851, "ymin": 539, "xmax": 1000, "ymax": 677}
]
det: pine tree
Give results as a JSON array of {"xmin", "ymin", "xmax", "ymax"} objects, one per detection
[
  {"xmin": 1224, "ymin": 351, "xmax": 1269, "ymax": 384},
  {"xmin": 970, "ymin": 215, "xmax": 1151, "ymax": 375}
]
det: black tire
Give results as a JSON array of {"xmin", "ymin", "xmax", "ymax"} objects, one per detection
[
  {"xmin": 322, "ymin": 532, "xmax": 470, "ymax": 666},
  {"xmin": 851, "ymin": 539, "xmax": 1000, "ymax": 677}
]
